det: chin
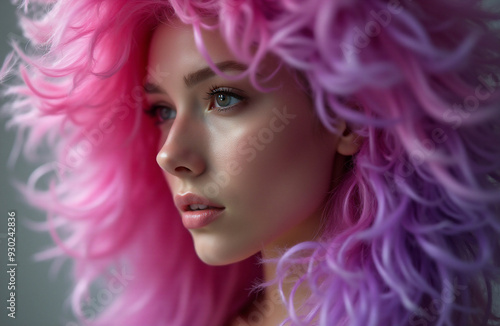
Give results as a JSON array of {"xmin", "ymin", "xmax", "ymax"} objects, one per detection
[{"xmin": 193, "ymin": 240, "xmax": 258, "ymax": 266}]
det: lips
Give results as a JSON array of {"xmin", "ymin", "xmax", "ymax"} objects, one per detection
[{"xmin": 174, "ymin": 193, "xmax": 225, "ymax": 229}]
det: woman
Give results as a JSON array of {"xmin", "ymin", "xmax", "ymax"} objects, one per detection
[{"xmin": 2, "ymin": 0, "xmax": 500, "ymax": 325}]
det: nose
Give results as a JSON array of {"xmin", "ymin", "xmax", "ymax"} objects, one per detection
[{"xmin": 156, "ymin": 116, "xmax": 206, "ymax": 177}]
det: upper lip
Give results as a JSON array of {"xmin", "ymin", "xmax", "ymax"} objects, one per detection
[{"xmin": 174, "ymin": 193, "xmax": 225, "ymax": 212}]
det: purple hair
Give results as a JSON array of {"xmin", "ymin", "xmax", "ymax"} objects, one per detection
[{"xmin": 2, "ymin": 0, "xmax": 500, "ymax": 325}]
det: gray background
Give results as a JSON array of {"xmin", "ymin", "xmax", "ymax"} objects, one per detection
[{"xmin": 0, "ymin": 2, "xmax": 73, "ymax": 326}]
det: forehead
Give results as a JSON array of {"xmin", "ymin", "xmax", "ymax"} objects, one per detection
[
  {"xmin": 147, "ymin": 20, "xmax": 236, "ymax": 79},
  {"xmin": 146, "ymin": 20, "xmax": 295, "ymax": 97},
  {"xmin": 146, "ymin": 19, "xmax": 284, "ymax": 88}
]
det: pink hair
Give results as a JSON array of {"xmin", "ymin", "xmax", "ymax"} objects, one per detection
[{"xmin": 2, "ymin": 0, "xmax": 500, "ymax": 325}]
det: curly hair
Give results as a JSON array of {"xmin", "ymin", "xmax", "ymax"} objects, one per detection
[{"xmin": 2, "ymin": 0, "xmax": 500, "ymax": 325}]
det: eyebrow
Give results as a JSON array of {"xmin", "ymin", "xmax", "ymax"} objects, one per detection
[{"xmin": 143, "ymin": 60, "xmax": 248, "ymax": 94}]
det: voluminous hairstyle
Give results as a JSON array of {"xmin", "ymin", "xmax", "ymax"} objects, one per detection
[{"xmin": 2, "ymin": 0, "xmax": 500, "ymax": 325}]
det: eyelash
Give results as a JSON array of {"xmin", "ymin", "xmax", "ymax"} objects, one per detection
[
  {"xmin": 144, "ymin": 103, "xmax": 175, "ymax": 125},
  {"xmin": 144, "ymin": 85, "xmax": 246, "ymax": 124},
  {"xmin": 204, "ymin": 85, "xmax": 246, "ymax": 112}
]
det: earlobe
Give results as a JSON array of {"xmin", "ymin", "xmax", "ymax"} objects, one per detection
[{"xmin": 336, "ymin": 120, "xmax": 361, "ymax": 156}]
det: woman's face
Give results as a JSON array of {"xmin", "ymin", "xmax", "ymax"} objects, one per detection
[{"xmin": 146, "ymin": 20, "xmax": 343, "ymax": 265}]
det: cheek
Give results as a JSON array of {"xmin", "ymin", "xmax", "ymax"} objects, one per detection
[
  {"xmin": 216, "ymin": 107, "xmax": 335, "ymax": 229},
  {"xmin": 263, "ymin": 123, "xmax": 334, "ymax": 215},
  {"xmin": 210, "ymin": 111, "xmax": 303, "ymax": 194}
]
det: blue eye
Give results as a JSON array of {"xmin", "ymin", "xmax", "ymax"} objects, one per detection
[
  {"xmin": 213, "ymin": 93, "xmax": 241, "ymax": 108},
  {"xmin": 145, "ymin": 104, "xmax": 176, "ymax": 124},
  {"xmin": 206, "ymin": 86, "xmax": 246, "ymax": 112}
]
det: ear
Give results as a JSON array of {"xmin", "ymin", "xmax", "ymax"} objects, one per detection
[{"xmin": 336, "ymin": 119, "xmax": 361, "ymax": 156}]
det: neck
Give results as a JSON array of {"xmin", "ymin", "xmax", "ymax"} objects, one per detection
[
  {"xmin": 258, "ymin": 247, "xmax": 312, "ymax": 321},
  {"xmin": 233, "ymin": 211, "xmax": 323, "ymax": 326}
]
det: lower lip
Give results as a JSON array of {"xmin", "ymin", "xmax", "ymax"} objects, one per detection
[{"xmin": 181, "ymin": 208, "xmax": 224, "ymax": 229}]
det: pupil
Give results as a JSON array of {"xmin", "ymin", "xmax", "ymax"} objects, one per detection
[
  {"xmin": 217, "ymin": 94, "xmax": 229, "ymax": 106},
  {"xmin": 159, "ymin": 108, "xmax": 171, "ymax": 120}
]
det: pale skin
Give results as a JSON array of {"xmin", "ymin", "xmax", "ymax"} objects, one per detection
[{"xmin": 145, "ymin": 19, "xmax": 359, "ymax": 325}]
